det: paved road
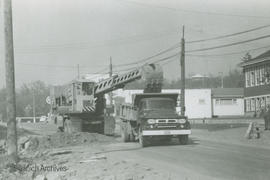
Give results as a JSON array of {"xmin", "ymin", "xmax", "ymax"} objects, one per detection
[
  {"xmin": 18, "ymin": 122, "xmax": 270, "ymax": 179},
  {"xmin": 103, "ymin": 137, "xmax": 270, "ymax": 180}
]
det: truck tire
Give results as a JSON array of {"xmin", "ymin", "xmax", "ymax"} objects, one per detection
[
  {"xmin": 121, "ymin": 125, "xmax": 129, "ymax": 142},
  {"xmin": 64, "ymin": 120, "xmax": 70, "ymax": 133},
  {"xmin": 139, "ymin": 134, "xmax": 148, "ymax": 147},
  {"xmin": 129, "ymin": 132, "xmax": 135, "ymax": 142},
  {"xmin": 179, "ymin": 135, "xmax": 188, "ymax": 145},
  {"xmin": 139, "ymin": 127, "xmax": 148, "ymax": 147}
]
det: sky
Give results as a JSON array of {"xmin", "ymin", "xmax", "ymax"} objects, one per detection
[{"xmin": 0, "ymin": 0, "xmax": 270, "ymax": 88}]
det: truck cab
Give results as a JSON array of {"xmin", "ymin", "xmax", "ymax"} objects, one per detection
[{"xmin": 120, "ymin": 93, "xmax": 191, "ymax": 147}]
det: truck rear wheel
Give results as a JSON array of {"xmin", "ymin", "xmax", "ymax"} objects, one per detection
[
  {"xmin": 179, "ymin": 135, "xmax": 188, "ymax": 145},
  {"xmin": 129, "ymin": 132, "xmax": 135, "ymax": 142},
  {"xmin": 64, "ymin": 119, "xmax": 72, "ymax": 133},
  {"xmin": 121, "ymin": 125, "xmax": 129, "ymax": 142}
]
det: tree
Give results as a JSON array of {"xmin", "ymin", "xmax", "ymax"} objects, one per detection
[
  {"xmin": 223, "ymin": 69, "xmax": 244, "ymax": 88},
  {"xmin": 16, "ymin": 81, "xmax": 50, "ymax": 117},
  {"xmin": 242, "ymin": 53, "xmax": 252, "ymax": 62}
]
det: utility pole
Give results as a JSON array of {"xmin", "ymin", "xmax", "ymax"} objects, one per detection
[
  {"xmin": 77, "ymin": 64, "xmax": 80, "ymax": 79},
  {"xmin": 4, "ymin": 0, "xmax": 18, "ymax": 162},
  {"xmin": 219, "ymin": 72, "xmax": 224, "ymax": 88},
  {"xmin": 32, "ymin": 91, "xmax": 36, "ymax": 123},
  {"xmin": 109, "ymin": 57, "xmax": 113, "ymax": 105},
  {"xmin": 180, "ymin": 26, "xmax": 186, "ymax": 116}
]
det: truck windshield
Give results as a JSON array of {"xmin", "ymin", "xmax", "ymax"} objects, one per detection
[{"xmin": 146, "ymin": 99, "xmax": 175, "ymax": 110}]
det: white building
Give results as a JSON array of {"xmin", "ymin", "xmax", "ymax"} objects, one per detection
[
  {"xmin": 112, "ymin": 89, "xmax": 212, "ymax": 119},
  {"xmin": 212, "ymin": 88, "xmax": 244, "ymax": 117}
]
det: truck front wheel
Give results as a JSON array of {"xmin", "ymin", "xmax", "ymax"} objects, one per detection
[
  {"xmin": 139, "ymin": 135, "xmax": 148, "ymax": 147},
  {"xmin": 179, "ymin": 135, "xmax": 188, "ymax": 145}
]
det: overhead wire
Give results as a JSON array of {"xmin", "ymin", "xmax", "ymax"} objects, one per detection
[
  {"xmin": 112, "ymin": 42, "xmax": 180, "ymax": 70},
  {"xmin": 186, "ymin": 34, "xmax": 270, "ymax": 53},
  {"xmin": 186, "ymin": 24, "xmax": 270, "ymax": 44},
  {"xmin": 113, "ymin": 24, "xmax": 270, "ymax": 68},
  {"xmin": 186, "ymin": 45, "xmax": 270, "ymax": 57},
  {"xmin": 119, "ymin": 0, "xmax": 270, "ymax": 19}
]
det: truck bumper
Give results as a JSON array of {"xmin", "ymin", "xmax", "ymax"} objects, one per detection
[{"xmin": 142, "ymin": 129, "xmax": 191, "ymax": 136}]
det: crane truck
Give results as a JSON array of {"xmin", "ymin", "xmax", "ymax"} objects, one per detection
[
  {"xmin": 50, "ymin": 63, "xmax": 164, "ymax": 133},
  {"xmin": 50, "ymin": 63, "xmax": 191, "ymax": 146}
]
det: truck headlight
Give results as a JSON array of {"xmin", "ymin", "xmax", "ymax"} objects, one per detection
[
  {"xmin": 147, "ymin": 119, "xmax": 156, "ymax": 124},
  {"xmin": 177, "ymin": 119, "xmax": 186, "ymax": 123}
]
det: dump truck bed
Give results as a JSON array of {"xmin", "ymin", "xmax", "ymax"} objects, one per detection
[{"xmin": 133, "ymin": 93, "xmax": 179, "ymax": 106}]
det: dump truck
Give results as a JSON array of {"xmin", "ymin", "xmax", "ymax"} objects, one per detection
[{"xmin": 119, "ymin": 93, "xmax": 191, "ymax": 147}]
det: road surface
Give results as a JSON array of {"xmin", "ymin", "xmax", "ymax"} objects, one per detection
[
  {"xmin": 100, "ymin": 136, "xmax": 270, "ymax": 180},
  {"xmin": 12, "ymin": 122, "xmax": 270, "ymax": 180}
]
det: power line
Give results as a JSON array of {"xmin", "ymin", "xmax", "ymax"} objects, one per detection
[
  {"xmin": 114, "ymin": 52, "xmax": 180, "ymax": 73},
  {"xmin": 114, "ymin": 25, "xmax": 270, "ymax": 68},
  {"xmin": 119, "ymin": 0, "xmax": 270, "ymax": 19},
  {"xmin": 187, "ymin": 24, "xmax": 270, "ymax": 44},
  {"xmin": 186, "ymin": 45, "xmax": 270, "ymax": 57},
  {"xmin": 14, "ymin": 29, "xmax": 179, "ymax": 54},
  {"xmin": 16, "ymin": 62, "xmax": 107, "ymax": 70},
  {"xmin": 113, "ymin": 42, "xmax": 180, "ymax": 68},
  {"xmin": 186, "ymin": 34, "xmax": 270, "ymax": 52},
  {"xmin": 16, "ymin": 63, "xmax": 76, "ymax": 69},
  {"xmin": 149, "ymin": 52, "xmax": 180, "ymax": 64}
]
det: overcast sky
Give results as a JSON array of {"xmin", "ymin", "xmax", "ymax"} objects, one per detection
[{"xmin": 0, "ymin": 0, "xmax": 270, "ymax": 88}]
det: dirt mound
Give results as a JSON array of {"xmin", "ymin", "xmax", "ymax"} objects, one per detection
[
  {"xmin": 25, "ymin": 132, "xmax": 116, "ymax": 152},
  {"xmin": 0, "ymin": 124, "xmax": 37, "ymax": 140}
]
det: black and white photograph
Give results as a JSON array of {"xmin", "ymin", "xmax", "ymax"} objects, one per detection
[{"xmin": 0, "ymin": 0, "xmax": 270, "ymax": 179}]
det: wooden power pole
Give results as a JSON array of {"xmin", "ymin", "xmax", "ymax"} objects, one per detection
[
  {"xmin": 109, "ymin": 57, "xmax": 113, "ymax": 105},
  {"xmin": 180, "ymin": 26, "xmax": 186, "ymax": 116},
  {"xmin": 4, "ymin": 0, "xmax": 18, "ymax": 162},
  {"xmin": 77, "ymin": 64, "xmax": 80, "ymax": 79},
  {"xmin": 32, "ymin": 91, "xmax": 36, "ymax": 123}
]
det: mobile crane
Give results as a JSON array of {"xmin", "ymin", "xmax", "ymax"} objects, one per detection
[{"xmin": 50, "ymin": 63, "xmax": 163, "ymax": 133}]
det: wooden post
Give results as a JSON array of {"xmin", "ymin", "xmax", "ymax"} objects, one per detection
[
  {"xmin": 109, "ymin": 57, "xmax": 113, "ymax": 105},
  {"xmin": 180, "ymin": 26, "xmax": 186, "ymax": 116},
  {"xmin": 77, "ymin": 64, "xmax": 80, "ymax": 79},
  {"xmin": 4, "ymin": 0, "xmax": 18, "ymax": 162},
  {"xmin": 32, "ymin": 91, "xmax": 36, "ymax": 123}
]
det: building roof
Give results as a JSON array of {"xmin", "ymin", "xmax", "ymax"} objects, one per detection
[
  {"xmin": 240, "ymin": 50, "xmax": 270, "ymax": 67},
  {"xmin": 252, "ymin": 50, "xmax": 270, "ymax": 60},
  {"xmin": 212, "ymin": 88, "xmax": 244, "ymax": 98}
]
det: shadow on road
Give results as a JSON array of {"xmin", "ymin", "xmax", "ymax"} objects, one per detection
[
  {"xmin": 148, "ymin": 137, "xmax": 200, "ymax": 147},
  {"xmin": 191, "ymin": 123, "xmax": 248, "ymax": 132}
]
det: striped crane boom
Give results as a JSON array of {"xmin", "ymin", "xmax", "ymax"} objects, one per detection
[{"xmin": 93, "ymin": 63, "xmax": 163, "ymax": 96}]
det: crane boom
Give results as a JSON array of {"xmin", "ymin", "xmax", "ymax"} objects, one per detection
[{"xmin": 93, "ymin": 63, "xmax": 163, "ymax": 96}]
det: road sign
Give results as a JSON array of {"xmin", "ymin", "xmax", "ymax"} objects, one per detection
[{"xmin": 46, "ymin": 96, "xmax": 51, "ymax": 104}]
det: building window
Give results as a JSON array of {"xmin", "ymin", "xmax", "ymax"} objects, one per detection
[
  {"xmin": 216, "ymin": 98, "xmax": 237, "ymax": 105},
  {"xmin": 266, "ymin": 65, "xmax": 270, "ymax": 84},
  {"xmin": 266, "ymin": 96, "xmax": 270, "ymax": 106},
  {"xmin": 260, "ymin": 66, "xmax": 264, "ymax": 85},
  {"xmin": 261, "ymin": 97, "xmax": 266, "ymax": 109},
  {"xmin": 255, "ymin": 67, "xmax": 260, "ymax": 86},
  {"xmin": 246, "ymin": 99, "xmax": 251, "ymax": 112},
  {"xmin": 256, "ymin": 98, "xmax": 261, "ymax": 111},
  {"xmin": 245, "ymin": 69, "xmax": 250, "ymax": 87},
  {"xmin": 251, "ymin": 98, "xmax": 255, "ymax": 111},
  {"xmin": 251, "ymin": 70, "xmax": 255, "ymax": 87}
]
